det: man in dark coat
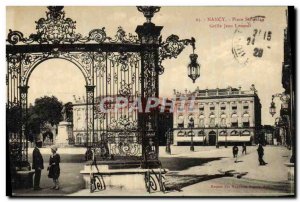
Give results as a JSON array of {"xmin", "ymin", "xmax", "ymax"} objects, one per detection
[
  {"xmin": 232, "ymin": 145, "xmax": 239, "ymax": 163},
  {"xmin": 257, "ymin": 143, "xmax": 266, "ymax": 165},
  {"xmin": 32, "ymin": 143, "xmax": 44, "ymax": 190}
]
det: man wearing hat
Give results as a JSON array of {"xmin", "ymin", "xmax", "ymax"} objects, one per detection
[
  {"xmin": 32, "ymin": 142, "xmax": 44, "ymax": 190},
  {"xmin": 48, "ymin": 145, "xmax": 61, "ymax": 190}
]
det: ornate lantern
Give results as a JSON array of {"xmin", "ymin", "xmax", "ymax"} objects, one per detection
[
  {"xmin": 187, "ymin": 37, "xmax": 200, "ymax": 83},
  {"xmin": 188, "ymin": 53, "xmax": 200, "ymax": 83},
  {"xmin": 269, "ymin": 100, "xmax": 276, "ymax": 117}
]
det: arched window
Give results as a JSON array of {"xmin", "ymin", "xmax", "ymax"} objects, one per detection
[
  {"xmin": 231, "ymin": 113, "xmax": 238, "ymax": 127},
  {"xmin": 242, "ymin": 130, "xmax": 250, "ymax": 136},
  {"xmin": 219, "ymin": 130, "xmax": 227, "ymax": 136},
  {"xmin": 177, "ymin": 131, "xmax": 184, "ymax": 137},
  {"xmin": 188, "ymin": 131, "xmax": 195, "ymax": 137},
  {"xmin": 231, "ymin": 130, "xmax": 239, "ymax": 136},
  {"xmin": 198, "ymin": 130, "xmax": 205, "ymax": 136}
]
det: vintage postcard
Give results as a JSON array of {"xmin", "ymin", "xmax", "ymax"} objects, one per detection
[{"xmin": 6, "ymin": 6, "xmax": 295, "ymax": 197}]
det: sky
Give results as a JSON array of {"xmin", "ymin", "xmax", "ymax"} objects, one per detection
[{"xmin": 6, "ymin": 6, "xmax": 287, "ymax": 125}]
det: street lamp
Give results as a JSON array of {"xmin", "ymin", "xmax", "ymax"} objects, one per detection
[
  {"xmin": 188, "ymin": 41, "xmax": 201, "ymax": 83},
  {"xmin": 190, "ymin": 129, "xmax": 194, "ymax": 152},
  {"xmin": 225, "ymin": 130, "xmax": 228, "ymax": 148},
  {"xmin": 188, "ymin": 117, "xmax": 195, "ymax": 151},
  {"xmin": 269, "ymin": 93, "xmax": 290, "ymax": 117},
  {"xmin": 269, "ymin": 100, "xmax": 276, "ymax": 117}
]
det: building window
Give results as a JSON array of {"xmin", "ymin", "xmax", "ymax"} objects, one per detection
[
  {"xmin": 199, "ymin": 104, "xmax": 204, "ymax": 111},
  {"xmin": 209, "ymin": 114, "xmax": 215, "ymax": 127},
  {"xmin": 220, "ymin": 118, "xmax": 226, "ymax": 127},
  {"xmin": 220, "ymin": 114, "xmax": 227, "ymax": 127},
  {"xmin": 243, "ymin": 105, "xmax": 249, "ymax": 110},
  {"xmin": 232, "ymin": 106, "xmax": 237, "ymax": 110},
  {"xmin": 177, "ymin": 131, "xmax": 184, "ymax": 137},
  {"xmin": 210, "ymin": 106, "xmax": 215, "ymax": 111},
  {"xmin": 177, "ymin": 115, "xmax": 184, "ymax": 128},
  {"xmin": 241, "ymin": 130, "xmax": 250, "ymax": 136},
  {"xmin": 243, "ymin": 102, "xmax": 249, "ymax": 110},
  {"xmin": 198, "ymin": 131, "xmax": 205, "ymax": 136},
  {"xmin": 199, "ymin": 115, "xmax": 205, "ymax": 127},
  {"xmin": 231, "ymin": 130, "xmax": 239, "ymax": 136},
  {"xmin": 231, "ymin": 113, "xmax": 238, "ymax": 127},
  {"xmin": 188, "ymin": 116, "xmax": 195, "ymax": 128},
  {"xmin": 188, "ymin": 131, "xmax": 195, "ymax": 137},
  {"xmin": 219, "ymin": 131, "xmax": 227, "ymax": 136},
  {"xmin": 243, "ymin": 122, "xmax": 250, "ymax": 127},
  {"xmin": 220, "ymin": 103, "xmax": 226, "ymax": 111},
  {"xmin": 76, "ymin": 134, "xmax": 82, "ymax": 145},
  {"xmin": 242, "ymin": 113, "xmax": 250, "ymax": 128}
]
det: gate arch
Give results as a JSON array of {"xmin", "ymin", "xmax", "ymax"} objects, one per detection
[{"xmin": 24, "ymin": 56, "xmax": 90, "ymax": 87}]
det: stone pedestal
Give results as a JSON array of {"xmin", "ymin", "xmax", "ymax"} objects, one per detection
[
  {"xmin": 56, "ymin": 121, "xmax": 72, "ymax": 146},
  {"xmin": 80, "ymin": 163, "xmax": 168, "ymax": 192}
]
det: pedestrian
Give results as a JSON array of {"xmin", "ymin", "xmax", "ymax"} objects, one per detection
[
  {"xmin": 32, "ymin": 142, "xmax": 44, "ymax": 190},
  {"xmin": 48, "ymin": 145, "xmax": 60, "ymax": 190},
  {"xmin": 232, "ymin": 144, "xmax": 239, "ymax": 163},
  {"xmin": 242, "ymin": 143, "xmax": 247, "ymax": 155},
  {"xmin": 257, "ymin": 143, "xmax": 266, "ymax": 166}
]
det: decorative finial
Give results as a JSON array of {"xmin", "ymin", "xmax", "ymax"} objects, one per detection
[
  {"xmin": 47, "ymin": 6, "xmax": 64, "ymax": 19},
  {"xmin": 137, "ymin": 6, "xmax": 161, "ymax": 23}
]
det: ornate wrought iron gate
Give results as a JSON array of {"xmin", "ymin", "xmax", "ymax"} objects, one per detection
[{"xmin": 6, "ymin": 6, "xmax": 196, "ymax": 170}]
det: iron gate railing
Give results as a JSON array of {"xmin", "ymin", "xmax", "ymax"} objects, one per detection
[{"xmin": 6, "ymin": 6, "xmax": 196, "ymax": 170}]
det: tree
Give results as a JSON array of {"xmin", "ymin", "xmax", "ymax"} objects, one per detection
[
  {"xmin": 32, "ymin": 96, "xmax": 63, "ymax": 126},
  {"xmin": 27, "ymin": 96, "xmax": 63, "ymax": 142}
]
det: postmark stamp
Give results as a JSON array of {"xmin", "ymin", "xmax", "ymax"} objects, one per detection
[{"xmin": 231, "ymin": 16, "xmax": 272, "ymax": 65}]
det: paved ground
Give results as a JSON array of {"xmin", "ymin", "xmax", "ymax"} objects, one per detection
[{"xmin": 12, "ymin": 145, "xmax": 294, "ymax": 197}]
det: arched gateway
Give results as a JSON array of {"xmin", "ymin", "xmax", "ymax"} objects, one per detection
[{"xmin": 6, "ymin": 6, "xmax": 197, "ymax": 191}]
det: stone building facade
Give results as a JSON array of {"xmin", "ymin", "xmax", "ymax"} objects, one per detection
[{"xmin": 172, "ymin": 85, "xmax": 262, "ymax": 146}]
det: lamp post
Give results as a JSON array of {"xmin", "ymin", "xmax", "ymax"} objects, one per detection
[
  {"xmin": 189, "ymin": 117, "xmax": 195, "ymax": 151},
  {"xmin": 216, "ymin": 124, "xmax": 219, "ymax": 148},
  {"xmin": 190, "ymin": 128, "xmax": 194, "ymax": 152},
  {"xmin": 225, "ymin": 129, "xmax": 228, "ymax": 148}
]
